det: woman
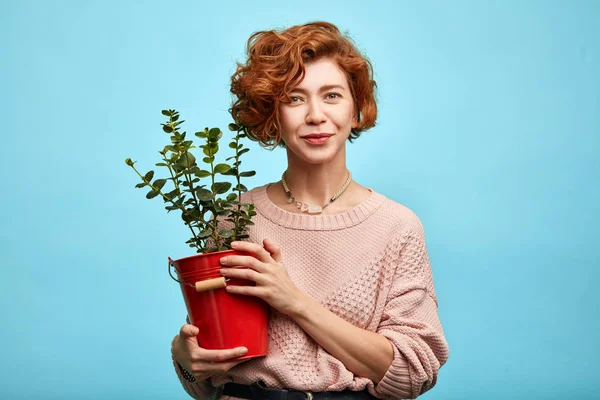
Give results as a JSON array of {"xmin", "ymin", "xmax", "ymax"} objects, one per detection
[{"xmin": 171, "ymin": 21, "xmax": 450, "ymax": 400}]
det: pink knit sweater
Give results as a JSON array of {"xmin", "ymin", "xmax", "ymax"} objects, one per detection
[{"xmin": 171, "ymin": 183, "xmax": 450, "ymax": 399}]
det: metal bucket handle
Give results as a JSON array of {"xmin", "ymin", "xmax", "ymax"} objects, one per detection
[{"xmin": 168, "ymin": 257, "xmax": 195, "ymax": 288}]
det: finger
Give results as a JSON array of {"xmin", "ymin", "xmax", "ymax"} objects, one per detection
[
  {"xmin": 263, "ymin": 238, "xmax": 283, "ymax": 263},
  {"xmin": 220, "ymin": 267, "xmax": 264, "ymax": 284},
  {"xmin": 231, "ymin": 241, "xmax": 273, "ymax": 263},
  {"xmin": 179, "ymin": 324, "xmax": 200, "ymax": 347},
  {"xmin": 220, "ymin": 255, "xmax": 266, "ymax": 273},
  {"xmin": 225, "ymin": 284, "xmax": 264, "ymax": 298},
  {"xmin": 198, "ymin": 346, "xmax": 248, "ymax": 362},
  {"xmin": 180, "ymin": 324, "xmax": 199, "ymax": 337}
]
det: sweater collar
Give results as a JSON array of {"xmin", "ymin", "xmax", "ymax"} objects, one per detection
[{"xmin": 250, "ymin": 183, "xmax": 386, "ymax": 231}]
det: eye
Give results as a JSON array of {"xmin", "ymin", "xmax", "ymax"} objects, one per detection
[
  {"xmin": 290, "ymin": 96, "xmax": 302, "ymax": 103},
  {"xmin": 326, "ymin": 93, "xmax": 342, "ymax": 100}
]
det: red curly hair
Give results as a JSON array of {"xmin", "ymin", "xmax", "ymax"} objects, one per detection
[{"xmin": 229, "ymin": 21, "xmax": 378, "ymax": 150}]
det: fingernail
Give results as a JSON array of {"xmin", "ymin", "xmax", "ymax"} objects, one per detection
[
  {"xmin": 231, "ymin": 242, "xmax": 238, "ymax": 248},
  {"xmin": 239, "ymin": 347, "xmax": 248, "ymax": 354}
]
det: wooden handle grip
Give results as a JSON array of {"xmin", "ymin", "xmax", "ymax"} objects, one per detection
[{"xmin": 195, "ymin": 277, "xmax": 227, "ymax": 292}]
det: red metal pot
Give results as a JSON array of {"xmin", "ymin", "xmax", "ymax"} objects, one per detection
[{"xmin": 169, "ymin": 249, "xmax": 268, "ymax": 360}]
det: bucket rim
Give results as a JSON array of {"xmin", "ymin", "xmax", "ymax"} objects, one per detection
[{"xmin": 169, "ymin": 249, "xmax": 237, "ymax": 264}]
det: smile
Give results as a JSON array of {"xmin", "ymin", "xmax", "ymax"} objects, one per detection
[{"xmin": 303, "ymin": 136, "xmax": 331, "ymax": 145}]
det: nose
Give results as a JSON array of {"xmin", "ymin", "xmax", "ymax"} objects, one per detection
[{"xmin": 305, "ymin": 99, "xmax": 327, "ymax": 125}]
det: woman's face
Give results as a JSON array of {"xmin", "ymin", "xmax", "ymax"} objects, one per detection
[{"xmin": 278, "ymin": 57, "xmax": 357, "ymax": 165}]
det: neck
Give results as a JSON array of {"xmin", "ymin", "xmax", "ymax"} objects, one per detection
[{"xmin": 282, "ymin": 159, "xmax": 351, "ymax": 206}]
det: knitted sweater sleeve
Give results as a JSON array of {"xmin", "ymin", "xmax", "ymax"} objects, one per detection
[{"xmin": 372, "ymin": 216, "xmax": 450, "ymax": 399}]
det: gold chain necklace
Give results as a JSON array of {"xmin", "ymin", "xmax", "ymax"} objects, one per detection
[{"xmin": 280, "ymin": 169, "xmax": 352, "ymax": 214}]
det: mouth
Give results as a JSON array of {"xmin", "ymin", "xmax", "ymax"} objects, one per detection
[
  {"xmin": 303, "ymin": 136, "xmax": 332, "ymax": 145},
  {"xmin": 302, "ymin": 133, "xmax": 334, "ymax": 138}
]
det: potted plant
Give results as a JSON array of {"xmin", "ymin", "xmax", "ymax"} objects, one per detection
[{"xmin": 125, "ymin": 109, "xmax": 267, "ymax": 360}]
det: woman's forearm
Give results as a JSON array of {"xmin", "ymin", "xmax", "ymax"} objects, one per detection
[{"xmin": 288, "ymin": 290, "xmax": 394, "ymax": 383}]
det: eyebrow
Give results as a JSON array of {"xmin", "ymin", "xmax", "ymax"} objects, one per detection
[{"xmin": 289, "ymin": 84, "xmax": 346, "ymax": 94}]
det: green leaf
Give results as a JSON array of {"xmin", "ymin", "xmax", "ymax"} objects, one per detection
[
  {"xmin": 229, "ymin": 142, "xmax": 237, "ymax": 149},
  {"xmin": 172, "ymin": 114, "xmax": 180, "ymax": 122},
  {"xmin": 219, "ymin": 229, "xmax": 234, "ymax": 238},
  {"xmin": 214, "ymin": 163, "xmax": 231, "ymax": 174},
  {"xmin": 181, "ymin": 211, "xmax": 193, "ymax": 223},
  {"xmin": 198, "ymin": 229, "xmax": 213, "ymax": 239},
  {"xmin": 125, "ymin": 158, "xmax": 134, "ymax": 166},
  {"xmin": 135, "ymin": 182, "xmax": 147, "ymax": 188},
  {"xmin": 238, "ymin": 148, "xmax": 250, "ymax": 156},
  {"xmin": 221, "ymin": 168, "xmax": 237, "ymax": 176},
  {"xmin": 162, "ymin": 124, "xmax": 173, "ymax": 133},
  {"xmin": 239, "ymin": 171, "xmax": 256, "ymax": 177},
  {"xmin": 146, "ymin": 189, "xmax": 160, "ymax": 199},
  {"xmin": 226, "ymin": 193, "xmax": 238, "ymax": 202},
  {"xmin": 144, "ymin": 171, "xmax": 154, "ymax": 182},
  {"xmin": 195, "ymin": 131, "xmax": 208, "ymax": 138},
  {"xmin": 195, "ymin": 169, "xmax": 211, "ymax": 178},
  {"xmin": 164, "ymin": 189, "xmax": 178, "ymax": 199},
  {"xmin": 153, "ymin": 179, "xmax": 167, "ymax": 190},
  {"xmin": 195, "ymin": 188, "xmax": 214, "ymax": 201},
  {"xmin": 208, "ymin": 142, "xmax": 219, "ymax": 152},
  {"xmin": 155, "ymin": 162, "xmax": 168, "ymax": 167},
  {"xmin": 212, "ymin": 182, "xmax": 232, "ymax": 194},
  {"xmin": 203, "ymin": 156, "xmax": 215, "ymax": 163},
  {"xmin": 208, "ymin": 128, "xmax": 222, "ymax": 140},
  {"xmin": 176, "ymin": 153, "xmax": 196, "ymax": 169},
  {"xmin": 161, "ymin": 110, "xmax": 170, "ymax": 116},
  {"xmin": 181, "ymin": 207, "xmax": 200, "ymax": 223},
  {"xmin": 233, "ymin": 184, "xmax": 248, "ymax": 192},
  {"xmin": 228, "ymin": 123, "xmax": 239, "ymax": 131}
]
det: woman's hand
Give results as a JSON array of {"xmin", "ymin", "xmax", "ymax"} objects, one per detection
[
  {"xmin": 172, "ymin": 322, "xmax": 249, "ymax": 381},
  {"xmin": 219, "ymin": 239, "xmax": 305, "ymax": 316}
]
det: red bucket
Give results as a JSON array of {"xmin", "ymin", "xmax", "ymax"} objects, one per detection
[{"xmin": 169, "ymin": 250, "xmax": 269, "ymax": 360}]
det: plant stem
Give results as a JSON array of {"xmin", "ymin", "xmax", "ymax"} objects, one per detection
[
  {"xmin": 209, "ymin": 148, "xmax": 222, "ymax": 252},
  {"xmin": 233, "ymin": 128, "xmax": 242, "ymax": 242}
]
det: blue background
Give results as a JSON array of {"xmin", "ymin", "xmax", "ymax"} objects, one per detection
[{"xmin": 1, "ymin": 1, "xmax": 598, "ymax": 399}]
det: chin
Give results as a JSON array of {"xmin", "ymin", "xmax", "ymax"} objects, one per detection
[
  {"xmin": 300, "ymin": 151, "xmax": 340, "ymax": 165},
  {"xmin": 286, "ymin": 139, "xmax": 346, "ymax": 163}
]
